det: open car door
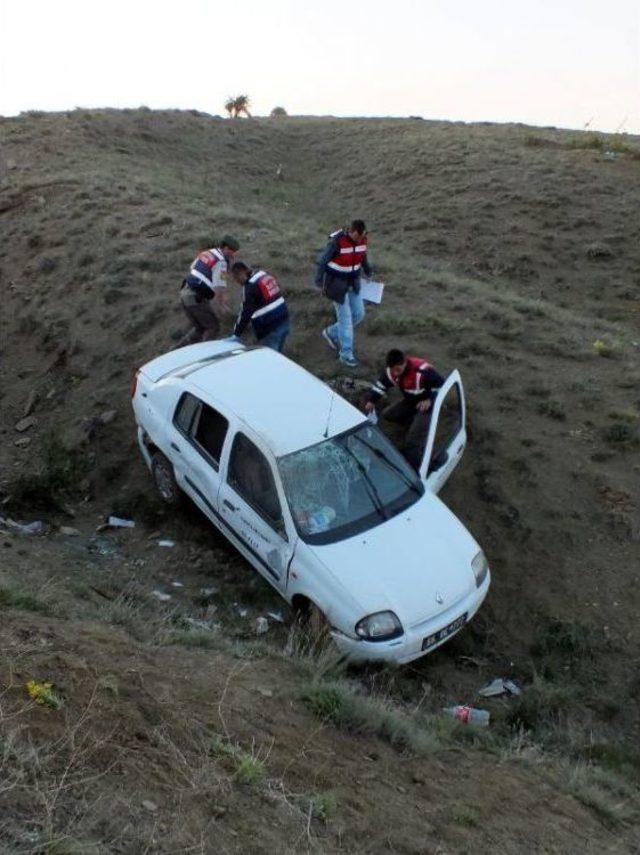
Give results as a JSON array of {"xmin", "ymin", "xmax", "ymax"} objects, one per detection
[{"xmin": 419, "ymin": 370, "xmax": 466, "ymax": 493}]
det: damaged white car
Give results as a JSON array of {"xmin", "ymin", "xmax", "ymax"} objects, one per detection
[{"xmin": 131, "ymin": 342, "xmax": 490, "ymax": 663}]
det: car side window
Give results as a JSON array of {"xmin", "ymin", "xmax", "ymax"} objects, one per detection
[
  {"xmin": 192, "ymin": 403, "xmax": 229, "ymax": 465},
  {"xmin": 174, "ymin": 392, "xmax": 199, "ymax": 434},
  {"xmin": 228, "ymin": 433, "xmax": 283, "ymax": 530}
]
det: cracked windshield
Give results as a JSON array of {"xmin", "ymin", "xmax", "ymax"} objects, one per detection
[{"xmin": 279, "ymin": 423, "xmax": 424, "ymax": 543}]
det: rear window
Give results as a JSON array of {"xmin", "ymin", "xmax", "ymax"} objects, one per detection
[
  {"xmin": 193, "ymin": 404, "xmax": 229, "ymax": 464},
  {"xmin": 174, "ymin": 393, "xmax": 199, "ymax": 433}
]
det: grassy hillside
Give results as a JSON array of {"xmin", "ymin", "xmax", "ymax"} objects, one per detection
[{"xmin": 1, "ymin": 109, "xmax": 639, "ymax": 852}]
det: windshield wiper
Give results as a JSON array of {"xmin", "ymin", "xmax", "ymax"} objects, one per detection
[
  {"xmin": 342, "ymin": 445, "xmax": 388, "ymax": 521},
  {"xmin": 352, "ymin": 435, "xmax": 422, "ymax": 495}
]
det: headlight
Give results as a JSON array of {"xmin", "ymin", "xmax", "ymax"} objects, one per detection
[
  {"xmin": 355, "ymin": 611, "xmax": 403, "ymax": 641},
  {"xmin": 472, "ymin": 550, "xmax": 489, "ymax": 588}
]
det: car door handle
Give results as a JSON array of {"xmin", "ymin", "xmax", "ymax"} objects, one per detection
[
  {"xmin": 223, "ymin": 499, "xmax": 237, "ymax": 512},
  {"xmin": 170, "ymin": 442, "xmax": 181, "ymax": 453}
]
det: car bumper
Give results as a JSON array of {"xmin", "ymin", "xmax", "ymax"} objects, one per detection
[{"xmin": 332, "ymin": 572, "xmax": 491, "ymax": 664}]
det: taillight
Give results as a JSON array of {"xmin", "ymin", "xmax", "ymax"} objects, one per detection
[{"xmin": 130, "ymin": 370, "xmax": 140, "ymax": 398}]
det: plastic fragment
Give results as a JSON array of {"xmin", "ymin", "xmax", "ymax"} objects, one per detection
[
  {"xmin": 107, "ymin": 516, "xmax": 135, "ymax": 528},
  {"xmin": 478, "ymin": 677, "xmax": 522, "ymax": 698}
]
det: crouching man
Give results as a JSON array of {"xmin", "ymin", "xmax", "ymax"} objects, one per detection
[
  {"xmin": 365, "ymin": 348, "xmax": 444, "ymax": 469},
  {"xmin": 229, "ymin": 262, "xmax": 290, "ymax": 352}
]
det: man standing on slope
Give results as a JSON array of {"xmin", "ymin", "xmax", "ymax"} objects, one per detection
[
  {"xmin": 177, "ymin": 235, "xmax": 240, "ymax": 347},
  {"xmin": 364, "ymin": 348, "xmax": 444, "ymax": 469},
  {"xmin": 228, "ymin": 261, "xmax": 290, "ymax": 352},
  {"xmin": 316, "ymin": 219, "xmax": 371, "ymax": 367}
]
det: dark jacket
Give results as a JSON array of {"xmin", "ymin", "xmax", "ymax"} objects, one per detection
[
  {"xmin": 234, "ymin": 269, "xmax": 289, "ymax": 340},
  {"xmin": 315, "ymin": 231, "xmax": 372, "ymax": 304}
]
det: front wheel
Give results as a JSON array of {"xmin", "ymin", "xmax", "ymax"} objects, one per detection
[{"xmin": 151, "ymin": 451, "xmax": 181, "ymax": 506}]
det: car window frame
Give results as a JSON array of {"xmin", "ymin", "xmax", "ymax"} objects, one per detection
[
  {"xmin": 226, "ymin": 430, "xmax": 287, "ymax": 538},
  {"xmin": 172, "ymin": 392, "xmax": 229, "ymax": 473}
]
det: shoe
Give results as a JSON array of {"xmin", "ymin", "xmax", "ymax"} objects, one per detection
[
  {"xmin": 339, "ymin": 355, "xmax": 359, "ymax": 368},
  {"xmin": 322, "ymin": 328, "xmax": 338, "ymax": 351}
]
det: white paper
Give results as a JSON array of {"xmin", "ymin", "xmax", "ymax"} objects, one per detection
[{"xmin": 360, "ymin": 279, "xmax": 385, "ymax": 304}]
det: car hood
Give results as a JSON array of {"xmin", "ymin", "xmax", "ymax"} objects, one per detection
[{"xmin": 308, "ymin": 492, "xmax": 480, "ymax": 628}]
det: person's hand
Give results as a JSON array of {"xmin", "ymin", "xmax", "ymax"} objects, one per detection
[
  {"xmin": 417, "ymin": 399, "xmax": 432, "ymax": 414},
  {"xmin": 364, "ymin": 401, "xmax": 375, "ymax": 414}
]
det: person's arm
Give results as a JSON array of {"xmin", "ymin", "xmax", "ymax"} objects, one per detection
[
  {"xmin": 233, "ymin": 284, "xmax": 256, "ymax": 337},
  {"xmin": 315, "ymin": 237, "xmax": 338, "ymax": 287},
  {"xmin": 364, "ymin": 370, "xmax": 393, "ymax": 410},
  {"xmin": 416, "ymin": 367, "xmax": 445, "ymax": 411},
  {"xmin": 361, "ymin": 253, "xmax": 372, "ymax": 278},
  {"xmin": 211, "ymin": 259, "xmax": 230, "ymax": 313}
]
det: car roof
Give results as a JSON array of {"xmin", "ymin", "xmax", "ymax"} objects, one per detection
[{"xmin": 184, "ymin": 347, "xmax": 365, "ymax": 457}]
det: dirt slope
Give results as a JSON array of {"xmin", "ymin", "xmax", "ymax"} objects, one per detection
[{"xmin": 1, "ymin": 109, "xmax": 639, "ymax": 851}]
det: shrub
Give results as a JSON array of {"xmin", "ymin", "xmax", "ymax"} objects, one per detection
[
  {"xmin": 604, "ymin": 422, "xmax": 638, "ymax": 446},
  {"xmin": 270, "ymin": 106, "xmax": 287, "ymax": 118},
  {"xmin": 209, "ymin": 736, "xmax": 265, "ymax": 784},
  {"xmin": 7, "ymin": 433, "xmax": 84, "ymax": 511}
]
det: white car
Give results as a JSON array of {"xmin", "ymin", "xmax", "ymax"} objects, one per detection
[{"xmin": 131, "ymin": 342, "xmax": 490, "ymax": 664}]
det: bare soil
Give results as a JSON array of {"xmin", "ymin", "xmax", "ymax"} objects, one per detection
[{"xmin": 1, "ymin": 109, "xmax": 639, "ymax": 852}]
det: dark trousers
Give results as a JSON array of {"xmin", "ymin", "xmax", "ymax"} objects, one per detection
[
  {"xmin": 381, "ymin": 398, "xmax": 432, "ymax": 470},
  {"xmin": 178, "ymin": 286, "xmax": 220, "ymax": 347}
]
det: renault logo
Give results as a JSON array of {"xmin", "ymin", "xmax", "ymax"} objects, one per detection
[{"xmin": 435, "ymin": 591, "xmax": 444, "ymax": 605}]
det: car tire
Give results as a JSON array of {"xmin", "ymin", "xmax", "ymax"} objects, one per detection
[
  {"xmin": 303, "ymin": 601, "xmax": 337, "ymax": 654},
  {"xmin": 151, "ymin": 452, "xmax": 181, "ymax": 506}
]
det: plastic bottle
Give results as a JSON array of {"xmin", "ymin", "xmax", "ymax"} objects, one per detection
[
  {"xmin": 307, "ymin": 506, "xmax": 336, "ymax": 533},
  {"xmin": 444, "ymin": 705, "xmax": 490, "ymax": 726}
]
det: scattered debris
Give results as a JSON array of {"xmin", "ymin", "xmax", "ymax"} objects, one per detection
[
  {"xmin": 0, "ymin": 517, "xmax": 45, "ymax": 535},
  {"xmin": 256, "ymin": 687, "xmax": 273, "ymax": 698},
  {"xmin": 267, "ymin": 610, "xmax": 285, "ymax": 624},
  {"xmin": 108, "ymin": 516, "xmax": 135, "ymax": 529},
  {"xmin": 444, "ymin": 705, "xmax": 490, "ymax": 726},
  {"xmin": 157, "ymin": 539, "xmax": 175, "ymax": 548},
  {"xmin": 151, "ymin": 590, "xmax": 172, "ymax": 602},
  {"xmin": 14, "ymin": 437, "xmax": 31, "ymax": 448},
  {"xmin": 23, "ymin": 389, "xmax": 38, "ymax": 417},
  {"xmin": 171, "ymin": 581, "xmax": 184, "ymax": 588},
  {"xmin": 141, "ymin": 800, "xmax": 158, "ymax": 813},
  {"xmin": 99, "ymin": 409, "xmax": 117, "ymax": 425},
  {"xmin": 255, "ymin": 617, "xmax": 269, "ymax": 635},
  {"xmin": 233, "ymin": 603, "xmax": 249, "ymax": 618},
  {"xmin": 15, "ymin": 416, "xmax": 37, "ymax": 433},
  {"xmin": 478, "ymin": 678, "xmax": 522, "ymax": 698},
  {"xmin": 200, "ymin": 586, "xmax": 217, "ymax": 597},
  {"xmin": 59, "ymin": 525, "xmax": 81, "ymax": 537}
]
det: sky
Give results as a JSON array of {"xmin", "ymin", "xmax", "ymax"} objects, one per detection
[{"xmin": 0, "ymin": 0, "xmax": 638, "ymax": 133}]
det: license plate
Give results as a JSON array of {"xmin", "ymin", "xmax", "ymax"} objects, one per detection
[{"xmin": 422, "ymin": 612, "xmax": 468, "ymax": 651}]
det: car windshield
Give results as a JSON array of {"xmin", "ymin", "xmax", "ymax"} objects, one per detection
[{"xmin": 278, "ymin": 422, "xmax": 424, "ymax": 545}]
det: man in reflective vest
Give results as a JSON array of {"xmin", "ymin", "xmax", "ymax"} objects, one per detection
[
  {"xmin": 365, "ymin": 348, "xmax": 444, "ymax": 469},
  {"xmin": 177, "ymin": 235, "xmax": 240, "ymax": 347},
  {"xmin": 315, "ymin": 219, "xmax": 371, "ymax": 368},
  {"xmin": 229, "ymin": 261, "xmax": 290, "ymax": 352}
]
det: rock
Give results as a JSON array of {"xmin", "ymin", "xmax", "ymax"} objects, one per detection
[
  {"xmin": 586, "ymin": 242, "xmax": 613, "ymax": 260},
  {"xmin": 23, "ymin": 389, "xmax": 38, "ymax": 417},
  {"xmin": 255, "ymin": 617, "xmax": 269, "ymax": 635},
  {"xmin": 59, "ymin": 526, "xmax": 81, "ymax": 537},
  {"xmin": 15, "ymin": 416, "xmax": 37, "ymax": 432},
  {"xmin": 14, "ymin": 437, "xmax": 31, "ymax": 448},
  {"xmin": 142, "ymin": 799, "xmax": 158, "ymax": 813},
  {"xmin": 99, "ymin": 409, "xmax": 117, "ymax": 425},
  {"xmin": 257, "ymin": 687, "xmax": 273, "ymax": 698},
  {"xmin": 211, "ymin": 805, "xmax": 227, "ymax": 819}
]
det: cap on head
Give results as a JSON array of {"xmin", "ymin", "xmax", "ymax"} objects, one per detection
[{"xmin": 220, "ymin": 234, "xmax": 240, "ymax": 252}]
